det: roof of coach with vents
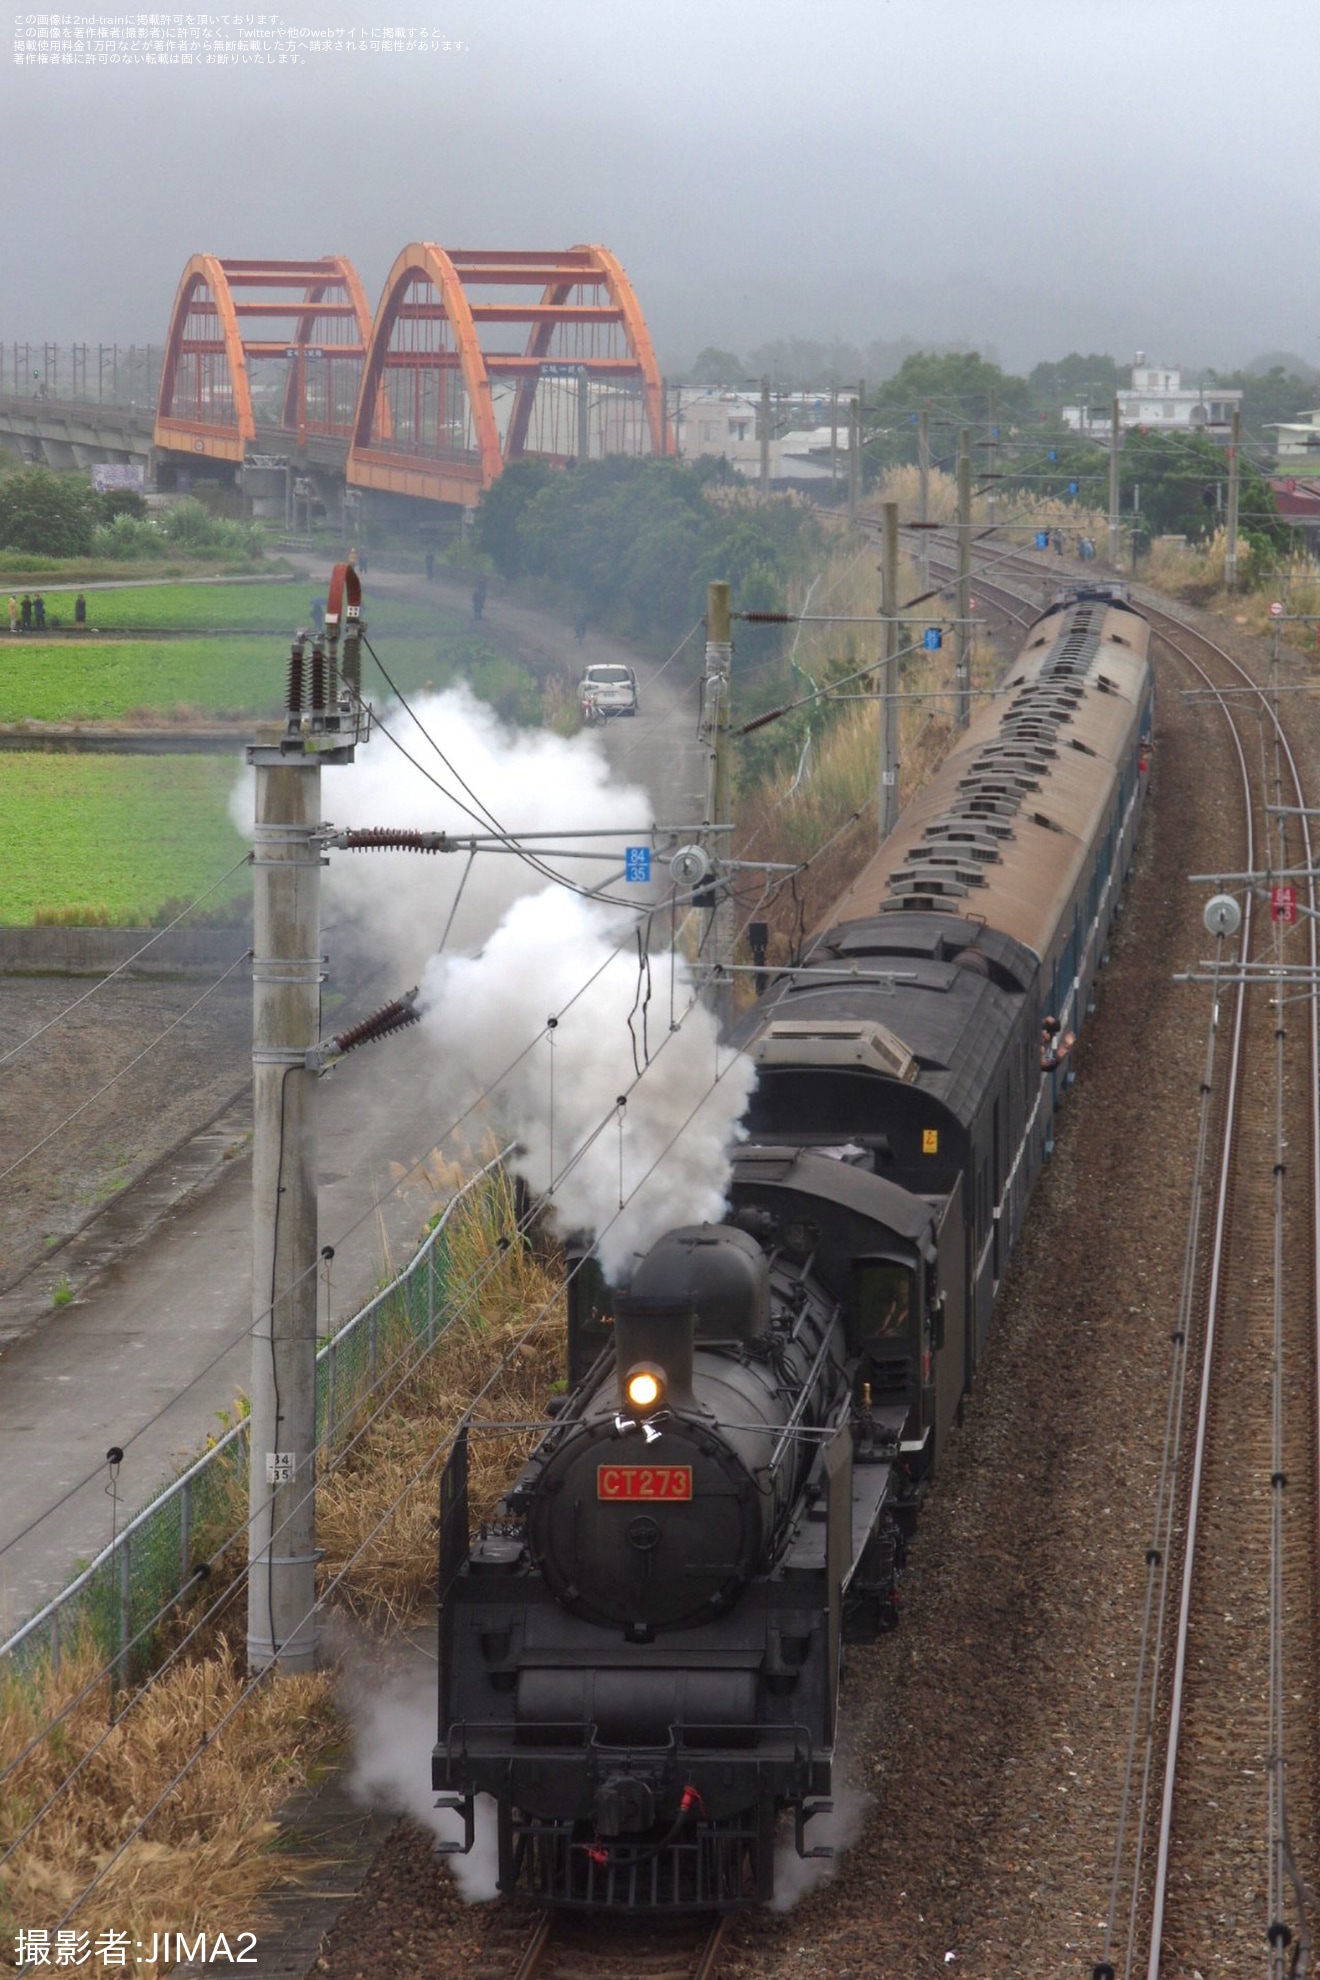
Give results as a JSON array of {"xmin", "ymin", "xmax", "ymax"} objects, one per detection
[{"xmin": 820, "ymin": 597, "xmax": 1151, "ymax": 964}]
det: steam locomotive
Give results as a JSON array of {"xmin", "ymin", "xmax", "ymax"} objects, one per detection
[{"xmin": 433, "ymin": 587, "xmax": 1154, "ymax": 1909}]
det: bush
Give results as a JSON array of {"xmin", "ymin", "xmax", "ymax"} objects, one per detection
[
  {"xmin": 91, "ymin": 514, "xmax": 165, "ymax": 561},
  {"xmin": 158, "ymin": 498, "xmax": 265, "ymax": 560},
  {"xmin": 0, "ymin": 468, "xmax": 101, "ymax": 557}
]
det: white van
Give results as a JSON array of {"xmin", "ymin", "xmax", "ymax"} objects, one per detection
[{"xmin": 578, "ymin": 663, "xmax": 639, "ymax": 721}]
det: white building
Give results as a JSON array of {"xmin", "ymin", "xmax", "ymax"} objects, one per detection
[
  {"xmin": 672, "ymin": 388, "xmax": 852, "ymax": 482},
  {"xmin": 1271, "ymin": 410, "xmax": 1320, "ymax": 461},
  {"xmin": 1063, "ymin": 354, "xmax": 1243, "ymax": 440}
]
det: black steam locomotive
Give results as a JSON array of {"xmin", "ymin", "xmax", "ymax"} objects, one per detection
[{"xmin": 433, "ymin": 589, "xmax": 1155, "ymax": 1909}]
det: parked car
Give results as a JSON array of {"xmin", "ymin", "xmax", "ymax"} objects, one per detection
[{"xmin": 578, "ymin": 662, "xmax": 639, "ymax": 721}]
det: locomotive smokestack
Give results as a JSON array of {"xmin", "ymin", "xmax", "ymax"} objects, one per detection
[{"xmin": 612, "ymin": 1295, "xmax": 696, "ymax": 1415}]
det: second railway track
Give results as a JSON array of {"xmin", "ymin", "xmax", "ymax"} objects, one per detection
[{"xmin": 913, "ymin": 529, "xmax": 1320, "ymax": 1973}]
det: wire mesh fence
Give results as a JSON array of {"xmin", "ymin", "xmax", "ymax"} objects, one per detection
[{"xmin": 0, "ymin": 1149, "xmax": 509, "ymax": 1685}]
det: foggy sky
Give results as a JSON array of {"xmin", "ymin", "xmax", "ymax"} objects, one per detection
[{"xmin": 1, "ymin": 0, "xmax": 1315, "ymax": 375}]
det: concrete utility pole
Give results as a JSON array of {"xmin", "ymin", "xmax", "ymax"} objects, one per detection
[
  {"xmin": 987, "ymin": 390, "xmax": 997, "ymax": 527},
  {"xmin": 848, "ymin": 397, "xmax": 860, "ymax": 520},
  {"xmin": 247, "ymin": 569, "xmax": 364, "ymax": 1674},
  {"xmin": 918, "ymin": 408, "xmax": 931, "ymax": 592},
  {"xmin": 879, "ymin": 501, "xmax": 901, "ymax": 841},
  {"xmin": 830, "ymin": 386, "xmax": 839, "ymax": 491},
  {"xmin": 1108, "ymin": 395, "xmax": 1121, "ymax": 566},
  {"xmin": 703, "ymin": 580, "xmax": 735, "ymax": 1030},
  {"xmin": 955, "ymin": 428, "xmax": 972, "ymax": 729},
  {"xmin": 1225, "ymin": 406, "xmax": 1241, "ymax": 592},
  {"xmin": 759, "ymin": 377, "xmax": 771, "ymax": 496}
]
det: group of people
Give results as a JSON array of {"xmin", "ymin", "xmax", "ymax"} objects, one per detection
[
  {"xmin": 7, "ymin": 592, "xmax": 88, "ymax": 633},
  {"xmin": 9, "ymin": 592, "xmax": 45, "ymax": 632}
]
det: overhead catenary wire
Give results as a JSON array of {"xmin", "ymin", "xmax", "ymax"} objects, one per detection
[
  {"xmin": 0, "ymin": 845, "xmax": 696, "ymax": 1570},
  {"xmin": 28, "ymin": 1041, "xmax": 752, "ymax": 1938},
  {"xmin": 0, "ymin": 948, "xmax": 253, "ymax": 1189},
  {"xmin": 0, "ymin": 880, "xmax": 692, "ymax": 1567},
  {"xmin": 358, "ymin": 635, "xmax": 649, "ymax": 914},
  {"xmin": 0, "ymin": 852, "xmax": 253, "ymax": 1072}
]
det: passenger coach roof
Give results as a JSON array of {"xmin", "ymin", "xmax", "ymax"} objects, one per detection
[{"xmin": 820, "ymin": 597, "xmax": 1150, "ymax": 961}]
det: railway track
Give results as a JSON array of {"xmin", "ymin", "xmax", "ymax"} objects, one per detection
[
  {"xmin": 1130, "ymin": 606, "xmax": 1319, "ymax": 1978},
  {"xmin": 910, "ymin": 529, "xmax": 1320, "ymax": 1972},
  {"xmin": 473, "ymin": 1905, "xmax": 730, "ymax": 1980}
]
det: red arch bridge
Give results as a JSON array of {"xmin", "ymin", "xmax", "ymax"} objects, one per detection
[{"xmin": 153, "ymin": 244, "xmax": 670, "ymax": 514}]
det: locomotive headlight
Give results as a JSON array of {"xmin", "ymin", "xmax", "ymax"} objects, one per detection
[{"xmin": 625, "ymin": 1364, "xmax": 665, "ymax": 1413}]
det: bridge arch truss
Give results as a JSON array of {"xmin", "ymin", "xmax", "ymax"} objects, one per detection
[
  {"xmin": 155, "ymin": 255, "xmax": 376, "ymax": 464},
  {"xmin": 346, "ymin": 243, "xmax": 670, "ymax": 506}
]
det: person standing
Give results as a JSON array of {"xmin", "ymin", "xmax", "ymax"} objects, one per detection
[
  {"xmin": 74, "ymin": 593, "xmax": 87, "ymax": 627},
  {"xmin": 7, "ymin": 595, "xmax": 16, "ymax": 634},
  {"xmin": 33, "ymin": 594, "xmax": 45, "ymax": 632},
  {"xmin": 20, "ymin": 594, "xmax": 31, "ymax": 632}
]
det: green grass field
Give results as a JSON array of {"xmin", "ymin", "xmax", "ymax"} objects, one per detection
[
  {"xmin": 43, "ymin": 580, "xmax": 448, "ymax": 637},
  {"xmin": 0, "ymin": 755, "xmax": 250, "ymax": 925},
  {"xmin": 2, "ymin": 575, "xmax": 552, "ymax": 920},
  {"xmin": 0, "ymin": 634, "xmax": 442, "ymax": 722}
]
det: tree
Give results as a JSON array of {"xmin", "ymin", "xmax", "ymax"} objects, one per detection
[
  {"xmin": 1027, "ymin": 353, "xmax": 1126, "ymax": 414},
  {"xmin": 476, "ymin": 456, "xmax": 819, "ymax": 641},
  {"xmin": 473, "ymin": 459, "xmax": 554, "ymax": 576},
  {"xmin": 686, "ymin": 346, "xmax": 747, "ymax": 387},
  {"xmin": 1205, "ymin": 365, "xmax": 1319, "ymax": 445},
  {"xmin": 0, "ymin": 467, "xmax": 100, "ymax": 556},
  {"xmin": 860, "ymin": 351, "xmax": 1030, "ymax": 476},
  {"xmin": 1118, "ymin": 428, "xmax": 1292, "ymax": 555}
]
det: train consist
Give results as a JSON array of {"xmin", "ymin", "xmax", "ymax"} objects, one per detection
[{"xmin": 433, "ymin": 587, "xmax": 1155, "ymax": 1910}]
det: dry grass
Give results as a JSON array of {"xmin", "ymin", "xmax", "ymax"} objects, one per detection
[
  {"xmin": 0, "ymin": 1637, "xmax": 338, "ymax": 1968},
  {"xmin": 0, "ymin": 1166, "xmax": 567, "ymax": 1966},
  {"xmin": 31, "ymin": 903, "xmax": 115, "ymax": 927},
  {"xmin": 1143, "ymin": 530, "xmax": 1320, "ymax": 650},
  {"xmin": 318, "ymin": 1163, "xmax": 566, "ymax": 1629}
]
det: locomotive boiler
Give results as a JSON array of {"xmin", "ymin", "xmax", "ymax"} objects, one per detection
[{"xmin": 433, "ymin": 586, "xmax": 1155, "ymax": 1909}]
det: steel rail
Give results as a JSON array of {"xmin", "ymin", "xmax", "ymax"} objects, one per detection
[
  {"xmin": 1139, "ymin": 604, "xmax": 1318, "ymax": 1979},
  {"xmin": 1137, "ymin": 615, "xmax": 1254, "ymax": 1979},
  {"xmin": 915, "ymin": 539, "xmax": 1318, "ymax": 1970},
  {"xmin": 511, "ymin": 1909, "xmax": 728, "ymax": 1980},
  {"xmin": 512, "ymin": 1910, "xmax": 555, "ymax": 1980}
]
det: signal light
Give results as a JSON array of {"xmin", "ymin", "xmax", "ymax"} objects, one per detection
[{"xmin": 625, "ymin": 1365, "xmax": 665, "ymax": 1413}]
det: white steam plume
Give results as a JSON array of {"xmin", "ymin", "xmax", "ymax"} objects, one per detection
[
  {"xmin": 771, "ymin": 1779, "xmax": 872, "ymax": 1911},
  {"xmin": 421, "ymin": 888, "xmax": 756, "ymax": 1279},
  {"xmin": 230, "ymin": 686, "xmax": 656, "ymax": 977},
  {"xmin": 232, "ymin": 685, "xmax": 757, "ymax": 1275},
  {"xmin": 344, "ymin": 1654, "xmax": 499, "ymax": 1901}
]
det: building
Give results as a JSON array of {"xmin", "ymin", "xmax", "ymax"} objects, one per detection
[
  {"xmin": 1270, "ymin": 409, "xmax": 1320, "ymax": 462},
  {"xmin": 1063, "ymin": 354, "xmax": 1243, "ymax": 440},
  {"xmin": 671, "ymin": 387, "xmax": 852, "ymax": 484}
]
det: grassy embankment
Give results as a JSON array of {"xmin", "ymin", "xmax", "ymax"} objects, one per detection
[{"xmin": 0, "ymin": 578, "xmax": 561, "ymax": 924}]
